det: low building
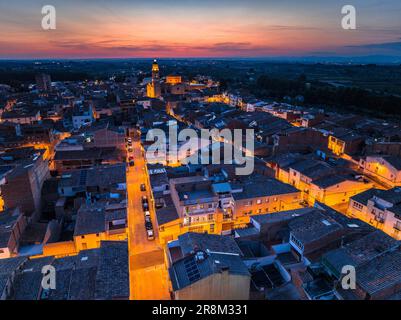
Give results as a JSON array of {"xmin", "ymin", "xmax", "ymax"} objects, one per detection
[
  {"xmin": 167, "ymin": 232, "xmax": 250, "ymax": 300},
  {"xmin": 321, "ymin": 230, "xmax": 398, "ymax": 280},
  {"xmin": 166, "ymin": 75, "xmax": 182, "ymax": 85},
  {"xmin": 79, "ymin": 122, "xmax": 126, "ymax": 151},
  {"xmin": 354, "ymin": 246, "xmax": 401, "ymax": 300},
  {"xmin": 155, "ymin": 194, "xmax": 181, "ymax": 244},
  {"xmin": 1, "ymin": 241, "xmax": 129, "ymax": 300},
  {"xmin": 232, "ymin": 179, "xmax": 302, "ymax": 227},
  {"xmin": 73, "ymin": 203, "xmax": 128, "ymax": 251},
  {"xmin": 0, "ymin": 148, "xmax": 50, "ymax": 220},
  {"xmin": 273, "ymin": 127, "xmax": 327, "ymax": 154},
  {"xmin": 54, "ymin": 147, "xmax": 123, "ymax": 172},
  {"xmin": 169, "ymin": 176, "xmax": 221, "ymax": 235},
  {"xmin": 348, "ymin": 187, "xmax": 401, "ymax": 240},
  {"xmin": 0, "ymin": 208, "xmax": 28, "ymax": 259},
  {"xmin": 288, "ymin": 204, "xmax": 373, "ymax": 261},
  {"xmin": 148, "ymin": 165, "xmax": 170, "ymax": 194},
  {"xmin": 1, "ymin": 110, "xmax": 41, "ymax": 125},
  {"xmin": 328, "ymin": 130, "xmax": 364, "ymax": 156},
  {"xmin": 308, "ymin": 174, "xmax": 373, "ymax": 206},
  {"xmin": 360, "ymin": 156, "xmax": 401, "ymax": 187},
  {"xmin": 243, "ymin": 207, "xmax": 314, "ymax": 242},
  {"xmin": 156, "ymin": 173, "xmax": 303, "ymax": 244},
  {"xmin": 275, "ymin": 156, "xmax": 372, "ymax": 206},
  {"xmin": 72, "ymin": 104, "xmax": 95, "ymax": 129},
  {"xmin": 57, "ymin": 164, "xmax": 126, "ymax": 199}
]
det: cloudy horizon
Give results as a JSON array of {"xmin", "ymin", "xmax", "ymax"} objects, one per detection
[{"xmin": 1, "ymin": 0, "xmax": 400, "ymax": 59}]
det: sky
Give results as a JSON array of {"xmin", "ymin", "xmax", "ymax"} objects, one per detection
[{"xmin": 0, "ymin": 0, "xmax": 400, "ymax": 59}]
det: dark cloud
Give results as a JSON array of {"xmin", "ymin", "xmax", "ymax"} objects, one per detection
[
  {"xmin": 345, "ymin": 41, "xmax": 401, "ymax": 52},
  {"xmin": 307, "ymin": 51, "xmax": 338, "ymax": 55},
  {"xmin": 48, "ymin": 39, "xmax": 274, "ymax": 55}
]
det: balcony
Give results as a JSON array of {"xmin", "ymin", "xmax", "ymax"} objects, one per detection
[
  {"xmin": 394, "ymin": 223, "xmax": 401, "ymax": 231},
  {"xmin": 182, "ymin": 217, "xmax": 215, "ymax": 227},
  {"xmin": 374, "ymin": 216, "xmax": 385, "ymax": 224},
  {"xmin": 185, "ymin": 207, "xmax": 215, "ymax": 216}
]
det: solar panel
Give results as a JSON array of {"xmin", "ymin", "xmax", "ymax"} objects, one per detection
[
  {"xmin": 184, "ymin": 258, "xmax": 201, "ymax": 283},
  {"xmin": 79, "ymin": 170, "xmax": 88, "ymax": 186}
]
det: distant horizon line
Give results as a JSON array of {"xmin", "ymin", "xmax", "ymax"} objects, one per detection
[{"xmin": 0, "ymin": 55, "xmax": 401, "ymax": 64}]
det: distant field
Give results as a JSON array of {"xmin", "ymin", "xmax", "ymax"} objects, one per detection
[{"xmin": 1, "ymin": 59, "xmax": 400, "ymax": 96}]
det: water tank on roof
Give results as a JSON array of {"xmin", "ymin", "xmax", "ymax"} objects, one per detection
[{"xmin": 195, "ymin": 250, "xmax": 206, "ymax": 262}]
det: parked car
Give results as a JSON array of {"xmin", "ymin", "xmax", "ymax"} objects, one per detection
[
  {"xmin": 128, "ymin": 147, "xmax": 133, "ymax": 152},
  {"xmin": 147, "ymin": 229, "xmax": 155, "ymax": 240},
  {"xmin": 142, "ymin": 202, "xmax": 149, "ymax": 211},
  {"xmin": 140, "ymin": 184, "xmax": 146, "ymax": 192},
  {"xmin": 129, "ymin": 160, "xmax": 135, "ymax": 167},
  {"xmin": 145, "ymin": 221, "xmax": 153, "ymax": 231},
  {"xmin": 144, "ymin": 210, "xmax": 150, "ymax": 217}
]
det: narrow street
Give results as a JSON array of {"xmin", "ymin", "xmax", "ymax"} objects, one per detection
[{"xmin": 127, "ymin": 137, "xmax": 170, "ymax": 300}]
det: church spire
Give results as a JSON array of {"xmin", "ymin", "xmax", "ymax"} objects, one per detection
[{"xmin": 152, "ymin": 59, "xmax": 160, "ymax": 81}]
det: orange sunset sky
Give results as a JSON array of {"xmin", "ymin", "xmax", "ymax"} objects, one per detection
[{"xmin": 0, "ymin": 0, "xmax": 400, "ymax": 58}]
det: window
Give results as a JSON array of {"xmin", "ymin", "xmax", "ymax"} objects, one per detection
[
  {"xmin": 208, "ymin": 214, "xmax": 214, "ymax": 221},
  {"xmin": 352, "ymin": 201, "xmax": 364, "ymax": 211},
  {"xmin": 81, "ymin": 235, "xmax": 85, "ymax": 239},
  {"xmin": 210, "ymin": 224, "xmax": 215, "ymax": 233},
  {"xmin": 256, "ymin": 199, "xmax": 262, "ymax": 205}
]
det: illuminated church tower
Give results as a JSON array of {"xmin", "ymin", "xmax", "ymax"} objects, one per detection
[
  {"xmin": 152, "ymin": 59, "xmax": 160, "ymax": 81},
  {"xmin": 147, "ymin": 59, "xmax": 161, "ymax": 98}
]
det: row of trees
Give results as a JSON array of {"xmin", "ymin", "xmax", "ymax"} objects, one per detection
[{"xmin": 253, "ymin": 75, "xmax": 401, "ymax": 117}]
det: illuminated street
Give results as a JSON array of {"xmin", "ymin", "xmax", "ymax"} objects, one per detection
[
  {"xmin": 2, "ymin": 0, "xmax": 401, "ymax": 304},
  {"xmin": 127, "ymin": 138, "xmax": 170, "ymax": 300}
]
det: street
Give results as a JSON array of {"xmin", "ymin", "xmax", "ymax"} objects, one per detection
[{"xmin": 126, "ymin": 138, "xmax": 170, "ymax": 300}]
